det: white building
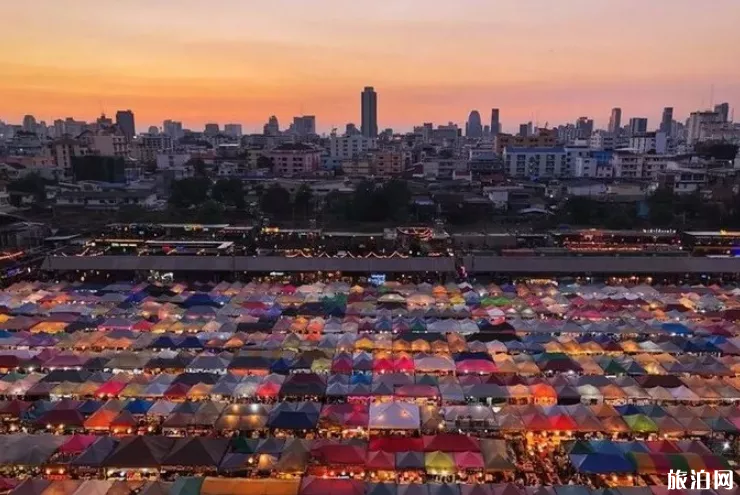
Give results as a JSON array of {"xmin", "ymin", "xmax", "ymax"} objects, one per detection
[
  {"xmin": 156, "ymin": 152, "xmax": 190, "ymax": 170},
  {"xmin": 611, "ymin": 152, "xmax": 669, "ymax": 179},
  {"xmin": 574, "ymin": 157, "xmax": 613, "ymax": 178},
  {"xmin": 658, "ymin": 162, "xmax": 708, "ymax": 194},
  {"xmin": 503, "ymin": 147, "xmax": 567, "ymax": 178},
  {"xmin": 686, "ymin": 111, "xmax": 722, "ymax": 145},
  {"xmin": 589, "ymin": 131, "xmax": 616, "ymax": 151},
  {"xmin": 629, "ymin": 132, "xmax": 667, "ymax": 154},
  {"xmin": 421, "ymin": 159, "xmax": 468, "ymax": 179},
  {"xmin": 329, "ymin": 135, "xmax": 376, "ymax": 159},
  {"xmin": 136, "ymin": 133, "xmax": 174, "ymax": 163}
]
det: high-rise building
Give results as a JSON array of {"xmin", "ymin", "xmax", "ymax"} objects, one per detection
[
  {"xmin": 714, "ymin": 102, "xmax": 730, "ymax": 123},
  {"xmin": 263, "ymin": 116, "xmax": 280, "ymax": 136},
  {"xmin": 575, "ymin": 117, "xmax": 594, "ymax": 138},
  {"xmin": 204, "ymin": 123, "xmax": 220, "ymax": 136},
  {"xmin": 115, "ymin": 110, "xmax": 136, "ymax": 141},
  {"xmin": 490, "ymin": 108, "xmax": 500, "ymax": 136},
  {"xmin": 52, "ymin": 119, "xmax": 65, "ymax": 138},
  {"xmin": 163, "ymin": 120, "xmax": 183, "ymax": 140},
  {"xmin": 660, "ymin": 107, "xmax": 673, "ymax": 135},
  {"xmin": 686, "ymin": 111, "xmax": 722, "ymax": 144},
  {"xmin": 608, "ymin": 108, "xmax": 622, "ymax": 134},
  {"xmin": 22, "ymin": 115, "xmax": 37, "ymax": 133},
  {"xmin": 292, "ymin": 116, "xmax": 316, "ymax": 137},
  {"xmin": 361, "ymin": 87, "xmax": 378, "ymax": 138},
  {"xmin": 466, "ymin": 111, "xmax": 483, "ymax": 138},
  {"xmin": 224, "ymin": 124, "xmax": 243, "ymax": 138},
  {"xmin": 628, "ymin": 117, "xmax": 648, "ymax": 135}
]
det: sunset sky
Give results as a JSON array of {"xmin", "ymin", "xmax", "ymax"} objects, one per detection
[{"xmin": 2, "ymin": 0, "xmax": 739, "ymax": 133}]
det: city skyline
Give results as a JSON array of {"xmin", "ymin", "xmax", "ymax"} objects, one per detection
[{"xmin": 2, "ymin": 0, "xmax": 739, "ymax": 132}]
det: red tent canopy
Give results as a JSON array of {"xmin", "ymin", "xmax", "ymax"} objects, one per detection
[
  {"xmin": 59, "ymin": 434, "xmax": 97, "ymax": 454},
  {"xmin": 256, "ymin": 381, "xmax": 281, "ymax": 398},
  {"xmin": 456, "ymin": 360, "xmax": 498, "ymax": 374},
  {"xmin": 454, "ymin": 451, "xmax": 485, "ymax": 470},
  {"xmin": 548, "ymin": 414, "xmax": 578, "ymax": 432},
  {"xmin": 311, "ymin": 443, "xmax": 366, "ymax": 466},
  {"xmin": 365, "ymin": 450, "xmax": 395, "ymax": 470},
  {"xmin": 423, "ymin": 434, "xmax": 481, "ymax": 453},
  {"xmin": 369, "ymin": 437, "xmax": 423, "ymax": 453},
  {"xmin": 393, "ymin": 356, "xmax": 415, "ymax": 373},
  {"xmin": 95, "ymin": 381, "xmax": 128, "ymax": 397},
  {"xmin": 331, "ymin": 358, "xmax": 353, "ymax": 374},
  {"xmin": 163, "ymin": 382, "xmax": 192, "ymax": 399}
]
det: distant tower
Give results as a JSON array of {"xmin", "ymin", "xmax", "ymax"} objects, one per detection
[
  {"xmin": 608, "ymin": 108, "xmax": 621, "ymax": 134},
  {"xmin": 22, "ymin": 115, "xmax": 37, "ymax": 133},
  {"xmin": 466, "ymin": 111, "xmax": 483, "ymax": 138},
  {"xmin": 714, "ymin": 102, "xmax": 730, "ymax": 122},
  {"xmin": 115, "ymin": 110, "xmax": 136, "ymax": 141},
  {"xmin": 660, "ymin": 107, "xmax": 673, "ymax": 135},
  {"xmin": 361, "ymin": 87, "xmax": 378, "ymax": 137},
  {"xmin": 490, "ymin": 108, "xmax": 500, "ymax": 136},
  {"xmin": 628, "ymin": 117, "xmax": 648, "ymax": 135}
]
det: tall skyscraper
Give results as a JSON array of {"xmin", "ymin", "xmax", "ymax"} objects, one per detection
[
  {"xmin": 263, "ymin": 116, "xmax": 280, "ymax": 136},
  {"xmin": 490, "ymin": 108, "xmax": 500, "ymax": 136},
  {"xmin": 115, "ymin": 110, "xmax": 136, "ymax": 141},
  {"xmin": 204, "ymin": 123, "xmax": 220, "ymax": 136},
  {"xmin": 714, "ymin": 102, "xmax": 730, "ymax": 123},
  {"xmin": 660, "ymin": 107, "xmax": 673, "ymax": 135},
  {"xmin": 361, "ymin": 86, "xmax": 378, "ymax": 138},
  {"xmin": 22, "ymin": 115, "xmax": 37, "ymax": 133},
  {"xmin": 224, "ymin": 124, "xmax": 243, "ymax": 138},
  {"xmin": 293, "ymin": 116, "xmax": 316, "ymax": 137},
  {"xmin": 466, "ymin": 111, "xmax": 483, "ymax": 138},
  {"xmin": 608, "ymin": 108, "xmax": 621, "ymax": 134},
  {"xmin": 628, "ymin": 117, "xmax": 648, "ymax": 135},
  {"xmin": 575, "ymin": 117, "xmax": 594, "ymax": 138},
  {"xmin": 518, "ymin": 123, "xmax": 529, "ymax": 137},
  {"xmin": 163, "ymin": 120, "xmax": 183, "ymax": 139}
]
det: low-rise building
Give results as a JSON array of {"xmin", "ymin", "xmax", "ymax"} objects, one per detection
[
  {"xmin": 341, "ymin": 158, "xmax": 372, "ymax": 178},
  {"xmin": 268, "ymin": 143, "xmax": 322, "ymax": 177},
  {"xmin": 369, "ymin": 150, "xmax": 405, "ymax": 177},
  {"xmin": 329, "ymin": 135, "xmax": 376, "ymax": 159},
  {"xmin": 658, "ymin": 162, "xmax": 708, "ymax": 194},
  {"xmin": 494, "ymin": 130, "xmax": 557, "ymax": 154},
  {"xmin": 503, "ymin": 147, "xmax": 567, "ymax": 179},
  {"xmin": 628, "ymin": 132, "xmax": 667, "ymax": 154},
  {"xmin": 78, "ymin": 128, "xmax": 129, "ymax": 157},
  {"xmin": 611, "ymin": 152, "xmax": 670, "ymax": 180},
  {"xmin": 56, "ymin": 185, "xmax": 158, "ymax": 210}
]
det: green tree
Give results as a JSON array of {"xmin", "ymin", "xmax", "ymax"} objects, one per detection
[
  {"xmin": 260, "ymin": 184, "xmax": 291, "ymax": 218},
  {"xmin": 195, "ymin": 200, "xmax": 225, "ymax": 223},
  {"xmin": 211, "ymin": 178, "xmax": 245, "ymax": 209},
  {"xmin": 647, "ymin": 187, "xmax": 677, "ymax": 226},
  {"xmin": 169, "ymin": 177, "xmax": 211, "ymax": 208},
  {"xmin": 293, "ymin": 184, "xmax": 314, "ymax": 218},
  {"xmin": 188, "ymin": 158, "xmax": 208, "ymax": 178},
  {"xmin": 7, "ymin": 173, "xmax": 49, "ymax": 203}
]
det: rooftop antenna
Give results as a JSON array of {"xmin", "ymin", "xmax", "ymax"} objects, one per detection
[{"xmin": 709, "ymin": 84, "xmax": 714, "ymax": 109}]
